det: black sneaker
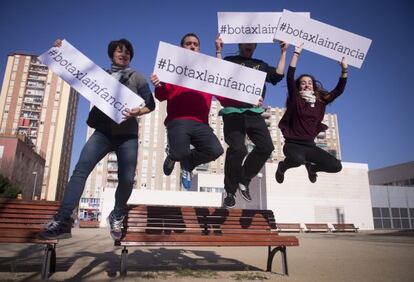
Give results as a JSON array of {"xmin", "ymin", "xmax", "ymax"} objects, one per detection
[
  {"xmin": 239, "ymin": 183, "xmax": 252, "ymax": 201},
  {"xmin": 305, "ymin": 163, "xmax": 317, "ymax": 183},
  {"xmin": 163, "ymin": 145, "xmax": 175, "ymax": 176},
  {"xmin": 107, "ymin": 211, "xmax": 125, "ymax": 240},
  {"xmin": 275, "ymin": 162, "xmax": 285, "ymax": 184},
  {"xmin": 163, "ymin": 155, "xmax": 175, "ymax": 176},
  {"xmin": 223, "ymin": 193, "xmax": 236, "ymax": 208},
  {"xmin": 37, "ymin": 217, "xmax": 72, "ymax": 240}
]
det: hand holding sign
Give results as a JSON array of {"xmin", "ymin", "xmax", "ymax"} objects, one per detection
[
  {"xmin": 153, "ymin": 41, "xmax": 267, "ymax": 105},
  {"xmin": 38, "ymin": 40, "xmax": 145, "ymax": 124},
  {"xmin": 274, "ymin": 10, "xmax": 372, "ymax": 68}
]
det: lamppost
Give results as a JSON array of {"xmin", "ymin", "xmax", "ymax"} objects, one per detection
[
  {"xmin": 257, "ymin": 173, "xmax": 263, "ymax": 210},
  {"xmin": 32, "ymin": 171, "xmax": 38, "ymax": 200}
]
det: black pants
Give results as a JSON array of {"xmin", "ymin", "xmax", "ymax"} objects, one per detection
[
  {"xmin": 223, "ymin": 112, "xmax": 274, "ymax": 194},
  {"xmin": 279, "ymin": 139, "xmax": 342, "ymax": 174},
  {"xmin": 167, "ymin": 119, "xmax": 223, "ymax": 171}
]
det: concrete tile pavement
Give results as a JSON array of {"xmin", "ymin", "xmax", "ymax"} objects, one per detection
[{"xmin": 0, "ymin": 228, "xmax": 413, "ymax": 281}]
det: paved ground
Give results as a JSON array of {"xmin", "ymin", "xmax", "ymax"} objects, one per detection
[{"xmin": 1, "ymin": 228, "xmax": 413, "ymax": 281}]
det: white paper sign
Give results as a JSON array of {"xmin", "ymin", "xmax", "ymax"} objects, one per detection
[
  {"xmin": 274, "ymin": 10, "xmax": 372, "ymax": 68},
  {"xmin": 38, "ymin": 40, "xmax": 145, "ymax": 124},
  {"xmin": 153, "ymin": 41, "xmax": 267, "ymax": 105},
  {"xmin": 218, "ymin": 12, "xmax": 310, "ymax": 43}
]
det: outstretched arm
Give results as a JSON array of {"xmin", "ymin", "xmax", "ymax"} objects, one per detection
[
  {"xmin": 290, "ymin": 43, "xmax": 304, "ymax": 68},
  {"xmin": 276, "ymin": 41, "xmax": 288, "ymax": 75},
  {"xmin": 340, "ymin": 57, "xmax": 348, "ymax": 78},
  {"xmin": 325, "ymin": 57, "xmax": 348, "ymax": 103}
]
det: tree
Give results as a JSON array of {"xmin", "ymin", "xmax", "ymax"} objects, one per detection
[{"xmin": 0, "ymin": 174, "xmax": 21, "ymax": 199}]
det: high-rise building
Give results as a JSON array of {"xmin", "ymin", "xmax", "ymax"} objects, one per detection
[
  {"xmin": 0, "ymin": 53, "xmax": 78, "ymax": 200},
  {"xmin": 82, "ymin": 99, "xmax": 341, "ymax": 200}
]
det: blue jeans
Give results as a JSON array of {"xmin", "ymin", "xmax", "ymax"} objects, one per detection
[{"xmin": 57, "ymin": 130, "xmax": 138, "ymax": 220}]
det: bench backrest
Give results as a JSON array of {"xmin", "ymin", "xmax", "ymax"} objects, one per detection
[
  {"xmin": 277, "ymin": 223, "xmax": 302, "ymax": 229},
  {"xmin": 0, "ymin": 199, "xmax": 60, "ymax": 243},
  {"xmin": 305, "ymin": 223, "xmax": 330, "ymax": 229},
  {"xmin": 332, "ymin": 223, "xmax": 358, "ymax": 230},
  {"xmin": 124, "ymin": 205, "xmax": 278, "ymax": 235}
]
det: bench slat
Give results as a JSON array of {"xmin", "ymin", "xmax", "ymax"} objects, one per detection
[
  {"xmin": 332, "ymin": 224, "xmax": 359, "ymax": 232},
  {"xmin": 0, "ymin": 223, "xmax": 48, "ymax": 229},
  {"xmin": 0, "ymin": 237, "xmax": 57, "ymax": 244},
  {"xmin": 126, "ymin": 221, "xmax": 274, "ymax": 230},
  {"xmin": 125, "ymin": 227, "xmax": 275, "ymax": 235},
  {"xmin": 0, "ymin": 208, "xmax": 59, "ymax": 215},
  {"xmin": 127, "ymin": 206, "xmax": 274, "ymax": 216},
  {"xmin": 119, "ymin": 233, "xmax": 298, "ymax": 245},
  {"xmin": 118, "ymin": 240, "xmax": 298, "ymax": 247}
]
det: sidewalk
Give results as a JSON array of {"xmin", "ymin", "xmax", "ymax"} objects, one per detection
[{"xmin": 1, "ymin": 228, "xmax": 413, "ymax": 281}]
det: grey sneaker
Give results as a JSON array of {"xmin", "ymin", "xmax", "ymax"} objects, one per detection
[
  {"xmin": 239, "ymin": 183, "xmax": 252, "ymax": 202},
  {"xmin": 37, "ymin": 217, "xmax": 72, "ymax": 240},
  {"xmin": 107, "ymin": 212, "xmax": 125, "ymax": 240},
  {"xmin": 223, "ymin": 192, "xmax": 236, "ymax": 208}
]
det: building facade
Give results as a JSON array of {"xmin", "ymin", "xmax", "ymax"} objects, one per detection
[
  {"xmin": 0, "ymin": 53, "xmax": 78, "ymax": 200},
  {"xmin": 0, "ymin": 135, "xmax": 45, "ymax": 199},
  {"xmin": 369, "ymin": 161, "xmax": 414, "ymax": 230}
]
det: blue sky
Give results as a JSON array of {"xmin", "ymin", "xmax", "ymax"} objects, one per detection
[{"xmin": 1, "ymin": 0, "xmax": 413, "ymax": 171}]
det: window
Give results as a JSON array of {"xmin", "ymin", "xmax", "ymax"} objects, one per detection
[
  {"xmin": 372, "ymin": 208, "xmax": 381, "ymax": 217},
  {"xmin": 391, "ymin": 208, "xmax": 400, "ymax": 218},
  {"xmin": 381, "ymin": 208, "xmax": 390, "ymax": 218}
]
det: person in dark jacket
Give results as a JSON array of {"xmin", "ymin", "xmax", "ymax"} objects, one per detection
[
  {"xmin": 38, "ymin": 38, "xmax": 155, "ymax": 240},
  {"xmin": 276, "ymin": 43, "xmax": 348, "ymax": 184},
  {"xmin": 215, "ymin": 36, "xmax": 288, "ymax": 208}
]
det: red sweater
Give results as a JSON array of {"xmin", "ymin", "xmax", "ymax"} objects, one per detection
[{"xmin": 155, "ymin": 83, "xmax": 213, "ymax": 125}]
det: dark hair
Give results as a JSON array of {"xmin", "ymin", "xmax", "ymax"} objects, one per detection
[
  {"xmin": 107, "ymin": 38, "xmax": 134, "ymax": 60},
  {"xmin": 295, "ymin": 74, "xmax": 330, "ymax": 102},
  {"xmin": 180, "ymin": 33, "xmax": 200, "ymax": 47}
]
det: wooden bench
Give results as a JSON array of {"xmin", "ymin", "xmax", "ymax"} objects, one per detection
[
  {"xmin": 304, "ymin": 223, "xmax": 331, "ymax": 232},
  {"xmin": 115, "ymin": 205, "xmax": 299, "ymax": 277},
  {"xmin": 276, "ymin": 223, "xmax": 303, "ymax": 232},
  {"xmin": 332, "ymin": 223, "xmax": 359, "ymax": 232},
  {"xmin": 0, "ymin": 199, "xmax": 60, "ymax": 279},
  {"xmin": 79, "ymin": 220, "xmax": 100, "ymax": 228}
]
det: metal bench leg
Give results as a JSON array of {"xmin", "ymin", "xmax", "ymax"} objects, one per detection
[
  {"xmin": 266, "ymin": 246, "xmax": 288, "ymax": 275},
  {"xmin": 41, "ymin": 243, "xmax": 56, "ymax": 279},
  {"xmin": 120, "ymin": 247, "xmax": 128, "ymax": 277}
]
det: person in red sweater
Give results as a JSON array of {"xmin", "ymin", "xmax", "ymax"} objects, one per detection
[
  {"xmin": 276, "ymin": 43, "xmax": 348, "ymax": 184},
  {"xmin": 150, "ymin": 33, "xmax": 223, "ymax": 189}
]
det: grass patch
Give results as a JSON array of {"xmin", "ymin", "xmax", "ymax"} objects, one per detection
[
  {"xmin": 230, "ymin": 272, "xmax": 270, "ymax": 281},
  {"xmin": 175, "ymin": 267, "xmax": 219, "ymax": 279},
  {"xmin": 134, "ymin": 271, "xmax": 170, "ymax": 279}
]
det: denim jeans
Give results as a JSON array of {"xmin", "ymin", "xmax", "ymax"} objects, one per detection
[{"xmin": 57, "ymin": 130, "xmax": 138, "ymax": 220}]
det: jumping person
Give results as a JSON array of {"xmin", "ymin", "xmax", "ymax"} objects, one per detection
[
  {"xmin": 37, "ymin": 38, "xmax": 155, "ymax": 240},
  {"xmin": 216, "ymin": 36, "xmax": 288, "ymax": 208},
  {"xmin": 150, "ymin": 33, "xmax": 224, "ymax": 190},
  {"xmin": 276, "ymin": 43, "xmax": 347, "ymax": 184}
]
